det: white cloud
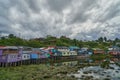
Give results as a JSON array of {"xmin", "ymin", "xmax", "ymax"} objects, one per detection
[{"xmin": 0, "ymin": 0, "xmax": 120, "ymax": 40}]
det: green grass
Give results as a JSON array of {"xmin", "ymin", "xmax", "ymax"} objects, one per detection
[
  {"xmin": 90, "ymin": 54, "xmax": 112, "ymax": 60},
  {"xmin": 0, "ymin": 64, "xmax": 77, "ymax": 80}
]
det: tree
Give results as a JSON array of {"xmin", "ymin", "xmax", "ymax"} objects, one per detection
[
  {"xmin": 8, "ymin": 34, "xmax": 16, "ymax": 38},
  {"xmin": 73, "ymin": 39, "xmax": 77, "ymax": 46},
  {"xmin": 98, "ymin": 37, "xmax": 103, "ymax": 42},
  {"xmin": 115, "ymin": 38, "xmax": 119, "ymax": 42},
  {"xmin": 1, "ymin": 37, "xmax": 5, "ymax": 40},
  {"xmin": 104, "ymin": 37, "xmax": 107, "ymax": 42}
]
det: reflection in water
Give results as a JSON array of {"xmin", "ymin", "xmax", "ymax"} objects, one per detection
[
  {"xmin": 70, "ymin": 64, "xmax": 120, "ymax": 80},
  {"xmin": 69, "ymin": 58, "xmax": 120, "ymax": 80},
  {"xmin": 44, "ymin": 58, "xmax": 120, "ymax": 80},
  {"xmin": 45, "ymin": 58, "xmax": 120, "ymax": 67}
]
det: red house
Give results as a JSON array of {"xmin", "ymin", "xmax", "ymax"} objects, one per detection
[{"xmin": 93, "ymin": 49, "xmax": 105, "ymax": 54}]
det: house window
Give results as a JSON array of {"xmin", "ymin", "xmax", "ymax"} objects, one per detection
[
  {"xmin": 18, "ymin": 55, "xmax": 20, "ymax": 57},
  {"xmin": 27, "ymin": 56, "xmax": 29, "ymax": 58},
  {"xmin": 24, "ymin": 56, "xmax": 26, "ymax": 58},
  {"xmin": 67, "ymin": 52, "xmax": 69, "ymax": 55},
  {"xmin": 11, "ymin": 55, "xmax": 15, "ymax": 58},
  {"xmin": 2, "ymin": 56, "xmax": 6, "ymax": 59}
]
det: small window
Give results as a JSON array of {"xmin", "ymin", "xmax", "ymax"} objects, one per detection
[
  {"xmin": 11, "ymin": 55, "xmax": 15, "ymax": 58},
  {"xmin": 14, "ymin": 55, "xmax": 16, "ymax": 58},
  {"xmin": 24, "ymin": 56, "xmax": 26, "ymax": 58},
  {"xmin": 27, "ymin": 56, "xmax": 29, "ymax": 58},
  {"xmin": 18, "ymin": 55, "xmax": 20, "ymax": 57}
]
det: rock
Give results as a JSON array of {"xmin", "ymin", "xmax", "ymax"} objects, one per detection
[
  {"xmin": 71, "ymin": 75, "xmax": 75, "ymax": 78},
  {"xmin": 115, "ymin": 70, "xmax": 119, "ymax": 73},
  {"xmin": 106, "ymin": 75, "xmax": 111, "ymax": 77},
  {"xmin": 109, "ymin": 67, "xmax": 114, "ymax": 69},
  {"xmin": 83, "ymin": 71, "xmax": 89, "ymax": 74}
]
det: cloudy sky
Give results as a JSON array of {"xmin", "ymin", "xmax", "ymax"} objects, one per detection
[{"xmin": 0, "ymin": 0, "xmax": 120, "ymax": 40}]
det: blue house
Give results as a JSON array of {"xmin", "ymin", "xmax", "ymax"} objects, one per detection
[
  {"xmin": 69, "ymin": 46, "xmax": 80, "ymax": 51},
  {"xmin": 87, "ymin": 49, "xmax": 93, "ymax": 55},
  {"xmin": 50, "ymin": 49, "xmax": 62, "ymax": 56},
  {"xmin": 30, "ymin": 53, "xmax": 38, "ymax": 59},
  {"xmin": 78, "ymin": 48, "xmax": 93, "ymax": 56}
]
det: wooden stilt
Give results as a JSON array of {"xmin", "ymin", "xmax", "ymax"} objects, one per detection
[
  {"xmin": 24, "ymin": 60, "xmax": 25, "ymax": 65},
  {"xmin": 27, "ymin": 60, "xmax": 29, "ymax": 64},
  {"xmin": 0, "ymin": 62, "xmax": 1, "ymax": 67},
  {"xmin": 13, "ymin": 62, "xmax": 14, "ymax": 67},
  {"xmin": 17, "ymin": 62, "xmax": 18, "ymax": 66},
  {"xmin": 2, "ymin": 63, "xmax": 4, "ymax": 67},
  {"xmin": 5, "ymin": 63, "xmax": 8, "ymax": 67},
  {"xmin": 12, "ymin": 62, "xmax": 14, "ymax": 66},
  {"xmin": 25, "ymin": 60, "xmax": 27, "ymax": 65},
  {"xmin": 9, "ymin": 62, "xmax": 11, "ymax": 67},
  {"xmin": 15, "ymin": 62, "xmax": 16, "ymax": 66}
]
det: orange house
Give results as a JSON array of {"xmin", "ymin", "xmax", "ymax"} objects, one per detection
[{"xmin": 93, "ymin": 50, "xmax": 105, "ymax": 54}]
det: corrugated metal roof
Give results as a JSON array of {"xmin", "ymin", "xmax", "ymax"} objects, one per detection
[
  {"xmin": 0, "ymin": 46, "xmax": 18, "ymax": 49},
  {"xmin": 69, "ymin": 46, "xmax": 80, "ymax": 49}
]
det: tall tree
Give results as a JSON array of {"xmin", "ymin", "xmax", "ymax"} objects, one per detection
[
  {"xmin": 8, "ymin": 34, "xmax": 16, "ymax": 38},
  {"xmin": 115, "ymin": 38, "xmax": 119, "ymax": 42},
  {"xmin": 98, "ymin": 37, "xmax": 103, "ymax": 42},
  {"xmin": 104, "ymin": 37, "xmax": 107, "ymax": 42}
]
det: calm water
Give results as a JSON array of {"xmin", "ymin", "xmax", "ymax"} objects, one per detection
[{"xmin": 47, "ymin": 58, "xmax": 120, "ymax": 80}]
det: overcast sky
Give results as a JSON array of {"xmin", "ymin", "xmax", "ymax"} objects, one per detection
[{"xmin": 0, "ymin": 0, "xmax": 120, "ymax": 40}]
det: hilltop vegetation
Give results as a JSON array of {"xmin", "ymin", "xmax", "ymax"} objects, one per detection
[{"xmin": 0, "ymin": 34, "xmax": 120, "ymax": 50}]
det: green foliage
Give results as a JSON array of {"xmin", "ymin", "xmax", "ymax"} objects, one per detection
[
  {"xmin": 90, "ymin": 54, "xmax": 112, "ymax": 61},
  {"xmin": 8, "ymin": 34, "xmax": 16, "ymax": 38},
  {"xmin": 98, "ymin": 37, "xmax": 104, "ymax": 43},
  {"xmin": 0, "ymin": 34, "xmax": 120, "ymax": 48},
  {"xmin": 100, "ymin": 60, "xmax": 110, "ymax": 68}
]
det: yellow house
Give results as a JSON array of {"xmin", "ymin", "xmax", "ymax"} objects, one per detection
[{"xmin": 69, "ymin": 51, "xmax": 77, "ymax": 56}]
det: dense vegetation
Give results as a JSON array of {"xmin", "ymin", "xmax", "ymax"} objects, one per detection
[
  {"xmin": 90, "ymin": 54, "xmax": 112, "ymax": 60},
  {"xmin": 0, "ymin": 64, "xmax": 77, "ymax": 80},
  {"xmin": 0, "ymin": 34, "xmax": 120, "ymax": 50}
]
